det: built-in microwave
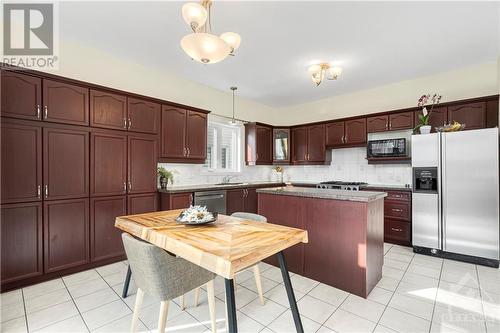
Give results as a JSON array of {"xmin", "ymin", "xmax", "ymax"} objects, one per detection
[{"xmin": 367, "ymin": 138, "xmax": 407, "ymax": 158}]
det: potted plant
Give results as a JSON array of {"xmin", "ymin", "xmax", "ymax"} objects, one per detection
[
  {"xmin": 273, "ymin": 165, "xmax": 284, "ymax": 183},
  {"xmin": 157, "ymin": 167, "xmax": 175, "ymax": 189},
  {"xmin": 414, "ymin": 93, "xmax": 442, "ymax": 134}
]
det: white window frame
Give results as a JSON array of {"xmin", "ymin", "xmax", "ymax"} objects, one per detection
[{"xmin": 203, "ymin": 115, "xmax": 242, "ymax": 174}]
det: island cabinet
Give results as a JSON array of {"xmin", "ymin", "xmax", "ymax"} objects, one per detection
[
  {"xmin": 160, "ymin": 107, "xmax": 208, "ymax": 163},
  {"xmin": 326, "ymin": 118, "xmax": 366, "ymax": 148},
  {"xmin": 245, "ymin": 123, "xmax": 273, "ymax": 165},
  {"xmin": 226, "ymin": 187, "xmax": 259, "ymax": 215},
  {"xmin": 291, "ymin": 124, "xmax": 328, "ymax": 164},
  {"xmin": 414, "ymin": 106, "xmax": 448, "ymax": 133}
]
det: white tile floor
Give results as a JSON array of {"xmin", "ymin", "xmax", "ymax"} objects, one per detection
[{"xmin": 1, "ymin": 243, "xmax": 499, "ymax": 333}]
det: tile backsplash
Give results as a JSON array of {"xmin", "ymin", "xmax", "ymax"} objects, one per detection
[{"xmin": 158, "ymin": 147, "xmax": 412, "ymax": 187}]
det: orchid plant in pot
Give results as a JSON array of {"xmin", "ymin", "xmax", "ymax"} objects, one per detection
[{"xmin": 414, "ymin": 93, "xmax": 442, "ymax": 134}]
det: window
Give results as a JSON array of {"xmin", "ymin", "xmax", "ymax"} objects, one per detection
[{"xmin": 204, "ymin": 116, "xmax": 241, "ymax": 173}]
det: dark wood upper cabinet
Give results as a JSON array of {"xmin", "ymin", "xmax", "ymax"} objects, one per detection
[
  {"xmin": 307, "ymin": 125, "xmax": 326, "ymax": 162},
  {"xmin": 128, "ymin": 98, "xmax": 160, "ymax": 134},
  {"xmin": 1, "ymin": 71, "xmax": 42, "ymax": 120},
  {"xmin": 273, "ymin": 128, "xmax": 290, "ymax": 164},
  {"xmin": 245, "ymin": 123, "xmax": 272, "ymax": 165},
  {"xmin": 367, "ymin": 115, "xmax": 388, "ymax": 133},
  {"xmin": 344, "ymin": 118, "xmax": 367, "ymax": 145},
  {"xmin": 1, "ymin": 122, "xmax": 42, "ymax": 204},
  {"xmin": 128, "ymin": 134, "xmax": 157, "ymax": 194},
  {"xmin": 226, "ymin": 189, "xmax": 245, "ymax": 215},
  {"xmin": 161, "ymin": 107, "xmax": 187, "ymax": 159},
  {"xmin": 1, "ymin": 202, "xmax": 43, "ymax": 284},
  {"xmin": 90, "ymin": 196, "xmax": 126, "ymax": 262},
  {"xmin": 448, "ymin": 102, "xmax": 486, "ymax": 130},
  {"xmin": 90, "ymin": 131, "xmax": 127, "ymax": 197},
  {"xmin": 486, "ymin": 99, "xmax": 499, "ymax": 129},
  {"xmin": 90, "ymin": 90, "xmax": 127, "ymax": 130},
  {"xmin": 43, "ymin": 127, "xmax": 89, "ymax": 200},
  {"xmin": 414, "ymin": 106, "xmax": 447, "ymax": 133},
  {"xmin": 326, "ymin": 121, "xmax": 344, "ymax": 147},
  {"xmin": 389, "ymin": 111, "xmax": 413, "ymax": 130},
  {"xmin": 128, "ymin": 193, "xmax": 158, "ymax": 215},
  {"xmin": 291, "ymin": 127, "xmax": 308, "ymax": 163},
  {"xmin": 42, "ymin": 79, "xmax": 89, "ymax": 126},
  {"xmin": 44, "ymin": 198, "xmax": 90, "ymax": 273},
  {"xmin": 186, "ymin": 111, "xmax": 207, "ymax": 160}
]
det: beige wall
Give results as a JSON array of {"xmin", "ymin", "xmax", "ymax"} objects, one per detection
[
  {"xmin": 273, "ymin": 61, "xmax": 498, "ymax": 126},
  {"xmin": 40, "ymin": 41, "xmax": 276, "ymax": 124}
]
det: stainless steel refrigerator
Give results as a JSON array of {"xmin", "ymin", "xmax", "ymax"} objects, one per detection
[{"xmin": 411, "ymin": 128, "xmax": 499, "ymax": 266}]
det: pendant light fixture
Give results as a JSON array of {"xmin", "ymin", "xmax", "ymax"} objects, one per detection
[
  {"xmin": 229, "ymin": 86, "xmax": 238, "ymax": 125},
  {"xmin": 181, "ymin": 0, "xmax": 241, "ymax": 64}
]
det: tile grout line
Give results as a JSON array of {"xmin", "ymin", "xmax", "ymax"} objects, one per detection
[
  {"xmin": 427, "ymin": 256, "xmax": 444, "ymax": 333},
  {"xmin": 60, "ymin": 277, "xmax": 92, "ymax": 333},
  {"xmin": 475, "ymin": 264, "xmax": 489, "ymax": 333},
  {"xmin": 21, "ymin": 288, "xmax": 30, "ymax": 333}
]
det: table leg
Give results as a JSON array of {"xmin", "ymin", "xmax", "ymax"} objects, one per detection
[
  {"xmin": 277, "ymin": 251, "xmax": 304, "ymax": 333},
  {"xmin": 122, "ymin": 265, "xmax": 132, "ymax": 298},
  {"xmin": 224, "ymin": 278, "xmax": 238, "ymax": 333}
]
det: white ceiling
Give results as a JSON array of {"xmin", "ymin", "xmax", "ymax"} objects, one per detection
[{"xmin": 60, "ymin": 1, "xmax": 499, "ymax": 107}]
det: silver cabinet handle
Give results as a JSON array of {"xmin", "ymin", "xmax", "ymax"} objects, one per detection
[
  {"xmin": 183, "ymin": 147, "xmax": 187, "ymax": 157},
  {"xmin": 389, "ymin": 121, "xmax": 392, "ymax": 129},
  {"xmin": 123, "ymin": 182, "xmax": 127, "ymax": 192},
  {"xmin": 187, "ymin": 147, "xmax": 190, "ymax": 157},
  {"xmin": 128, "ymin": 118, "xmax": 131, "ymax": 130},
  {"xmin": 44, "ymin": 185, "xmax": 48, "ymax": 198},
  {"xmin": 341, "ymin": 136, "xmax": 345, "ymax": 143},
  {"xmin": 128, "ymin": 181, "xmax": 132, "ymax": 191},
  {"xmin": 37, "ymin": 185, "xmax": 41, "ymax": 198},
  {"xmin": 392, "ymin": 208, "xmax": 403, "ymax": 212},
  {"xmin": 391, "ymin": 228, "xmax": 402, "ymax": 232},
  {"xmin": 344, "ymin": 135, "xmax": 348, "ymax": 143},
  {"xmin": 189, "ymin": 194, "xmax": 193, "ymax": 204},
  {"xmin": 386, "ymin": 122, "xmax": 388, "ymax": 130},
  {"xmin": 43, "ymin": 106, "xmax": 48, "ymax": 119},
  {"xmin": 36, "ymin": 105, "xmax": 41, "ymax": 119},
  {"xmin": 123, "ymin": 118, "xmax": 127, "ymax": 129}
]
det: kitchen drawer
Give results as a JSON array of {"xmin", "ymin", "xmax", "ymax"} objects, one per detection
[
  {"xmin": 385, "ymin": 201, "xmax": 410, "ymax": 221},
  {"xmin": 386, "ymin": 191, "xmax": 411, "ymax": 202},
  {"xmin": 385, "ymin": 219, "xmax": 411, "ymax": 245}
]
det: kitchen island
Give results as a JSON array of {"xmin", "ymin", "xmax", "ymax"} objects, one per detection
[{"xmin": 257, "ymin": 186, "xmax": 387, "ymax": 297}]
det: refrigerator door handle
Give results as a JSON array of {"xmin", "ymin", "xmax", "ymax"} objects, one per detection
[{"xmin": 441, "ymin": 133, "xmax": 446, "ymax": 251}]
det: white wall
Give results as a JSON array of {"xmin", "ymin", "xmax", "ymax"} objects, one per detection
[{"xmin": 273, "ymin": 62, "xmax": 498, "ymax": 126}]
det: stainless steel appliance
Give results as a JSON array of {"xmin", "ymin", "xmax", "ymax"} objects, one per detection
[
  {"xmin": 412, "ymin": 128, "xmax": 499, "ymax": 267},
  {"xmin": 367, "ymin": 138, "xmax": 407, "ymax": 158},
  {"xmin": 317, "ymin": 181, "xmax": 367, "ymax": 191},
  {"xmin": 194, "ymin": 190, "xmax": 227, "ymax": 214}
]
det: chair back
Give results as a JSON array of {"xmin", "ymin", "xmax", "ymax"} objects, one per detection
[{"xmin": 231, "ymin": 212, "xmax": 267, "ymax": 223}]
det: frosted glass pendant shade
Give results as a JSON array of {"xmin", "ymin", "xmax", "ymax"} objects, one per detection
[
  {"xmin": 181, "ymin": 33, "xmax": 231, "ymax": 64},
  {"xmin": 220, "ymin": 32, "xmax": 241, "ymax": 52},
  {"xmin": 327, "ymin": 66, "xmax": 343, "ymax": 80},
  {"xmin": 182, "ymin": 3, "xmax": 207, "ymax": 30}
]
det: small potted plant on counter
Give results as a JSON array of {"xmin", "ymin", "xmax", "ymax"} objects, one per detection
[
  {"xmin": 414, "ymin": 93, "xmax": 442, "ymax": 134},
  {"xmin": 157, "ymin": 167, "xmax": 176, "ymax": 189}
]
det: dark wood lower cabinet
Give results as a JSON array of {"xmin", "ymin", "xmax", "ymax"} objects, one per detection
[
  {"xmin": 160, "ymin": 192, "xmax": 193, "ymax": 210},
  {"xmin": 128, "ymin": 193, "xmax": 158, "ymax": 214},
  {"xmin": 226, "ymin": 189, "xmax": 245, "ymax": 215},
  {"xmin": 91, "ymin": 196, "xmax": 127, "ymax": 262},
  {"xmin": 44, "ymin": 198, "xmax": 90, "ymax": 273},
  {"xmin": 1, "ymin": 202, "xmax": 43, "ymax": 284}
]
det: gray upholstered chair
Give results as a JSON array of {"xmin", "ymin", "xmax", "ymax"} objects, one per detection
[{"xmin": 121, "ymin": 233, "xmax": 217, "ymax": 333}]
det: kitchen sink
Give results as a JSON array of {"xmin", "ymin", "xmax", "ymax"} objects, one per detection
[{"xmin": 215, "ymin": 182, "xmax": 247, "ymax": 186}]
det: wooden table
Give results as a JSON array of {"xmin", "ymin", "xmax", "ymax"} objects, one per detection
[{"xmin": 115, "ymin": 210, "xmax": 308, "ymax": 333}]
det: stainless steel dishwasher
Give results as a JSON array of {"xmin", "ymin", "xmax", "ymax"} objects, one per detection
[{"xmin": 194, "ymin": 190, "xmax": 227, "ymax": 214}]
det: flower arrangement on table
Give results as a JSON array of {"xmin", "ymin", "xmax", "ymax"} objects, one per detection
[
  {"xmin": 414, "ymin": 93, "xmax": 442, "ymax": 134},
  {"xmin": 176, "ymin": 205, "xmax": 216, "ymax": 224}
]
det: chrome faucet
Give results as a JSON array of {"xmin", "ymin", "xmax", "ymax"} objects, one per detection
[{"xmin": 221, "ymin": 175, "xmax": 237, "ymax": 184}]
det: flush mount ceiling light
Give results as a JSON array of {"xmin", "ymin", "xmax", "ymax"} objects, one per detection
[
  {"xmin": 181, "ymin": 0, "xmax": 241, "ymax": 64},
  {"xmin": 307, "ymin": 63, "xmax": 343, "ymax": 86}
]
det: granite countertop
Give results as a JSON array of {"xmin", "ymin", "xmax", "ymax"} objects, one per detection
[
  {"xmin": 158, "ymin": 181, "xmax": 285, "ymax": 193},
  {"xmin": 361, "ymin": 184, "xmax": 412, "ymax": 192},
  {"xmin": 256, "ymin": 186, "xmax": 387, "ymax": 202}
]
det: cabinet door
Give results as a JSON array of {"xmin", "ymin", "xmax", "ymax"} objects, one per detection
[
  {"xmin": 43, "ymin": 127, "xmax": 89, "ymax": 200},
  {"xmin": 186, "ymin": 111, "xmax": 207, "ymax": 160},
  {"xmin": 273, "ymin": 128, "xmax": 290, "ymax": 163},
  {"xmin": 170, "ymin": 193, "xmax": 193, "ymax": 210},
  {"xmin": 326, "ymin": 121, "xmax": 344, "ymax": 147},
  {"xmin": 128, "ymin": 193, "xmax": 158, "ymax": 214},
  {"xmin": 128, "ymin": 98, "xmax": 160, "ymax": 134},
  {"xmin": 91, "ymin": 131, "xmax": 127, "ymax": 197},
  {"xmin": 128, "ymin": 134, "xmax": 157, "ymax": 194},
  {"xmin": 161, "ymin": 107, "xmax": 186, "ymax": 158},
  {"xmin": 1, "ymin": 71, "xmax": 42, "ymax": 120},
  {"xmin": 385, "ymin": 219, "xmax": 411, "ymax": 246},
  {"xmin": 389, "ymin": 111, "xmax": 413, "ymax": 130},
  {"xmin": 43, "ymin": 79, "xmax": 89, "ymax": 126},
  {"xmin": 44, "ymin": 199, "xmax": 90, "ymax": 273},
  {"xmin": 226, "ymin": 189, "xmax": 245, "ymax": 215},
  {"xmin": 414, "ymin": 106, "xmax": 447, "ymax": 133},
  {"xmin": 256, "ymin": 126, "xmax": 272, "ymax": 163},
  {"xmin": 1, "ymin": 123, "xmax": 42, "ymax": 203},
  {"xmin": 291, "ymin": 127, "xmax": 308, "ymax": 163},
  {"xmin": 91, "ymin": 196, "xmax": 126, "ymax": 262},
  {"xmin": 448, "ymin": 102, "xmax": 486, "ymax": 130},
  {"xmin": 1, "ymin": 202, "xmax": 43, "ymax": 284},
  {"xmin": 90, "ymin": 90, "xmax": 127, "ymax": 130},
  {"xmin": 244, "ymin": 188, "xmax": 258, "ymax": 214},
  {"xmin": 307, "ymin": 125, "xmax": 326, "ymax": 162},
  {"xmin": 344, "ymin": 118, "xmax": 367, "ymax": 144},
  {"xmin": 367, "ymin": 115, "xmax": 388, "ymax": 133}
]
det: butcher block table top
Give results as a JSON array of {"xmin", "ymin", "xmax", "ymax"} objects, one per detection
[{"xmin": 115, "ymin": 210, "xmax": 308, "ymax": 279}]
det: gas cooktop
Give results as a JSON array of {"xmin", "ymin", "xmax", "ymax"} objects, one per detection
[{"xmin": 317, "ymin": 181, "xmax": 367, "ymax": 191}]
